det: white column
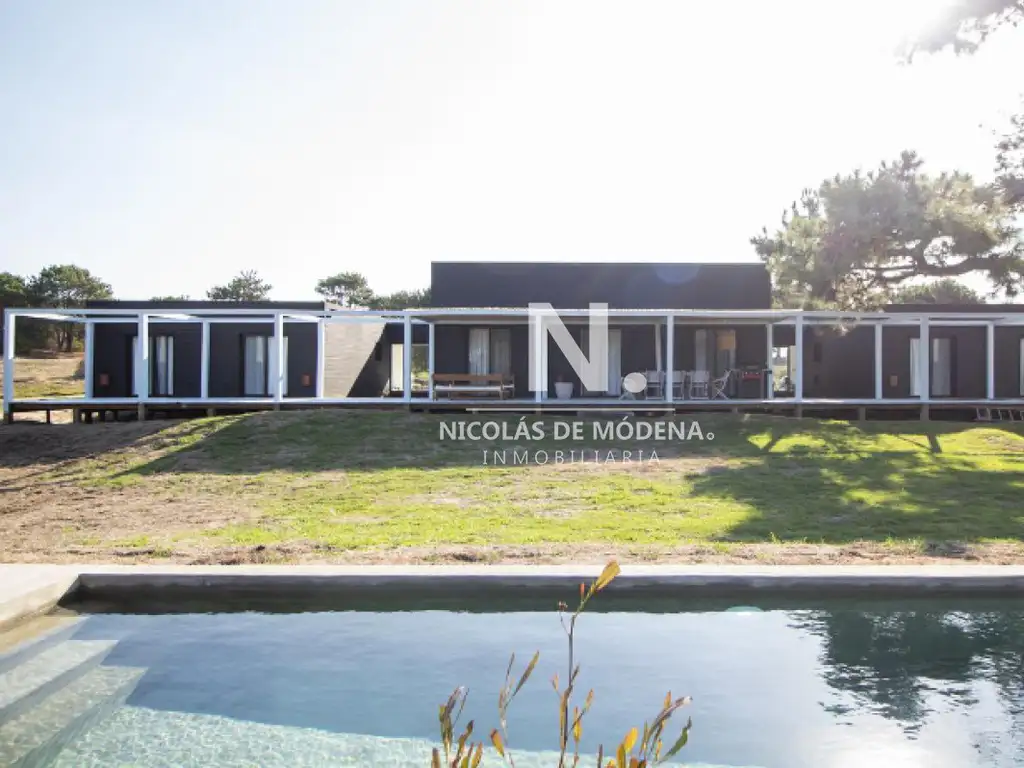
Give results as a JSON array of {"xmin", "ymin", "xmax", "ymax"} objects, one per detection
[
  {"xmin": 315, "ymin": 319, "xmax": 326, "ymax": 399},
  {"xmin": 3, "ymin": 312, "xmax": 15, "ymax": 414},
  {"xmin": 765, "ymin": 323, "xmax": 774, "ymax": 400},
  {"xmin": 273, "ymin": 312, "xmax": 285, "ymax": 402},
  {"xmin": 654, "ymin": 323, "xmax": 662, "ymax": 375},
  {"xmin": 200, "ymin": 320, "xmax": 210, "ymax": 399},
  {"xmin": 427, "ymin": 322, "xmax": 436, "ymax": 401},
  {"xmin": 793, "ymin": 315, "xmax": 804, "ymax": 402},
  {"xmin": 874, "ymin": 323, "xmax": 883, "ymax": 400},
  {"xmin": 402, "ymin": 315, "xmax": 412, "ymax": 403},
  {"xmin": 986, "ymin": 322, "xmax": 995, "ymax": 400},
  {"xmin": 136, "ymin": 313, "xmax": 150, "ymax": 399},
  {"xmin": 84, "ymin": 321, "xmax": 95, "ymax": 399},
  {"xmin": 919, "ymin": 317, "xmax": 930, "ymax": 401},
  {"xmin": 533, "ymin": 312, "xmax": 546, "ymax": 402},
  {"xmin": 664, "ymin": 315, "xmax": 674, "ymax": 403}
]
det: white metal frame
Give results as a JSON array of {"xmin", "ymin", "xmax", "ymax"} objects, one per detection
[{"xmin": 5, "ymin": 306, "xmax": 1024, "ymax": 417}]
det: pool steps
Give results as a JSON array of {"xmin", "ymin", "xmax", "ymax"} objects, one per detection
[
  {"xmin": 0, "ymin": 666, "xmax": 144, "ymax": 768},
  {"xmin": 0, "ymin": 622, "xmax": 145, "ymax": 768}
]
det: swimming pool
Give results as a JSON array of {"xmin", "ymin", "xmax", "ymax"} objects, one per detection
[{"xmin": 1, "ymin": 588, "xmax": 1022, "ymax": 767}]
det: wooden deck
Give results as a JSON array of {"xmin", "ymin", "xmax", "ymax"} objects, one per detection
[{"xmin": 7, "ymin": 396, "xmax": 1024, "ymax": 423}]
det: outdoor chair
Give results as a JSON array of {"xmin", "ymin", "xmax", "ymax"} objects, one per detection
[
  {"xmin": 671, "ymin": 370, "xmax": 685, "ymax": 399},
  {"xmin": 689, "ymin": 370, "xmax": 710, "ymax": 399},
  {"xmin": 645, "ymin": 370, "xmax": 664, "ymax": 399},
  {"xmin": 711, "ymin": 369, "xmax": 734, "ymax": 399}
]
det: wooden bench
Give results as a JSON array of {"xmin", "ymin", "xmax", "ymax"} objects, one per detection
[{"xmin": 432, "ymin": 373, "xmax": 515, "ymax": 400}]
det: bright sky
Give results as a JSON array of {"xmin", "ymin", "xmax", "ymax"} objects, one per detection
[{"xmin": 2, "ymin": 0, "xmax": 1023, "ymax": 301}]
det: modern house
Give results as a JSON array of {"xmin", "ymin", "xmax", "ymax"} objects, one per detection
[{"xmin": 4, "ymin": 261, "xmax": 1024, "ymax": 422}]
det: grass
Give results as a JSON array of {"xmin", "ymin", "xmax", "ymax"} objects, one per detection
[
  {"xmin": 0, "ymin": 355, "xmax": 84, "ymax": 403},
  {"xmin": 4, "ymin": 409, "xmax": 1021, "ymax": 563}
]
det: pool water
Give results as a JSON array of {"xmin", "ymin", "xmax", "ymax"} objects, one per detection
[{"xmin": 1, "ymin": 593, "xmax": 1022, "ymax": 767}]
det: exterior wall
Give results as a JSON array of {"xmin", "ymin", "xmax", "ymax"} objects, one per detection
[
  {"xmin": 322, "ymin": 321, "xmax": 388, "ymax": 398},
  {"xmin": 430, "ymin": 262, "xmax": 772, "ymax": 310},
  {"xmin": 93, "ymin": 321, "xmax": 317, "ymax": 398}
]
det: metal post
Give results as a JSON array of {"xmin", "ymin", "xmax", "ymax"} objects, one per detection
[
  {"xmin": 919, "ymin": 316, "xmax": 930, "ymax": 401},
  {"xmin": 765, "ymin": 322, "xmax": 774, "ymax": 400},
  {"xmin": 273, "ymin": 312, "xmax": 285, "ymax": 406},
  {"xmin": 665, "ymin": 315, "xmax": 674, "ymax": 403},
  {"xmin": 137, "ymin": 313, "xmax": 149, "ymax": 420},
  {"xmin": 874, "ymin": 323, "xmax": 883, "ymax": 401},
  {"xmin": 427, "ymin": 322, "xmax": 436, "ymax": 401},
  {"xmin": 532, "ymin": 312, "xmax": 544, "ymax": 403},
  {"xmin": 402, "ymin": 314, "xmax": 412, "ymax": 403},
  {"xmin": 3, "ymin": 311, "xmax": 15, "ymax": 421},
  {"xmin": 200, "ymin": 320, "xmax": 210, "ymax": 399},
  {"xmin": 986, "ymin": 322, "xmax": 995, "ymax": 400},
  {"xmin": 84, "ymin": 321, "xmax": 95, "ymax": 399},
  {"xmin": 315, "ymin": 319, "xmax": 326, "ymax": 399},
  {"xmin": 794, "ymin": 314, "xmax": 804, "ymax": 403}
]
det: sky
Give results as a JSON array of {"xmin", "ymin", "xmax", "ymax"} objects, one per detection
[{"xmin": 2, "ymin": 0, "xmax": 1023, "ymax": 301}]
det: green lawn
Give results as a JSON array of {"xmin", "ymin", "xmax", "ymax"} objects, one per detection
[{"xmin": 7, "ymin": 410, "xmax": 1019, "ymax": 562}]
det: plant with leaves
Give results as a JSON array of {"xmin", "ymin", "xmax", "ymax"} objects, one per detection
[
  {"xmin": 207, "ymin": 270, "xmax": 272, "ymax": 301},
  {"xmin": 315, "ymin": 272, "xmax": 375, "ymax": 308},
  {"xmin": 891, "ymin": 279, "xmax": 984, "ymax": 305},
  {"xmin": 432, "ymin": 561, "xmax": 692, "ymax": 768},
  {"xmin": 752, "ymin": 151, "xmax": 1022, "ymax": 310},
  {"xmin": 901, "ymin": 0, "xmax": 1023, "ymax": 57},
  {"xmin": 27, "ymin": 264, "xmax": 113, "ymax": 351},
  {"xmin": 150, "ymin": 294, "xmax": 190, "ymax": 301}
]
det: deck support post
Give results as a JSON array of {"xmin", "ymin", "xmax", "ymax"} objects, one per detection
[
  {"xmin": 3, "ymin": 310, "xmax": 15, "ymax": 421},
  {"xmin": 427, "ymin": 322, "xmax": 436, "ymax": 401},
  {"xmin": 84, "ymin": 321, "xmax": 95, "ymax": 398},
  {"xmin": 664, "ymin": 315, "xmax": 674, "ymax": 403},
  {"xmin": 794, "ymin": 314, "xmax": 804, "ymax": 404},
  {"xmin": 874, "ymin": 323, "xmax": 883, "ymax": 401},
  {"xmin": 315, "ymin": 319, "xmax": 326, "ymax": 399},
  {"xmin": 765, "ymin": 322, "xmax": 774, "ymax": 399},
  {"xmin": 919, "ymin": 316, "xmax": 930, "ymax": 404},
  {"xmin": 402, "ymin": 315, "xmax": 412, "ymax": 403},
  {"xmin": 986, "ymin": 322, "xmax": 995, "ymax": 400},
  {"xmin": 136, "ymin": 312, "xmax": 149, "ymax": 421},
  {"xmin": 200, "ymin": 320, "xmax": 210, "ymax": 400},
  {"xmin": 273, "ymin": 312, "xmax": 285, "ymax": 410},
  {"xmin": 857, "ymin": 406, "xmax": 866, "ymax": 422}
]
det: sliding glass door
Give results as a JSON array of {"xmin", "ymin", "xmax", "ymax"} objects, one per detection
[{"xmin": 244, "ymin": 335, "xmax": 288, "ymax": 396}]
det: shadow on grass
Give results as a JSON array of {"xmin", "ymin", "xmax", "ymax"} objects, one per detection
[{"xmin": 690, "ymin": 448, "xmax": 1024, "ymax": 543}]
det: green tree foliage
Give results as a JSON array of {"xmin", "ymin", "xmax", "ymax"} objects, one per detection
[
  {"xmin": 0, "ymin": 272, "xmax": 30, "ymax": 354},
  {"xmin": 751, "ymin": 151, "xmax": 1023, "ymax": 309},
  {"xmin": 27, "ymin": 264, "xmax": 114, "ymax": 351},
  {"xmin": 206, "ymin": 270, "xmax": 272, "ymax": 301},
  {"xmin": 150, "ymin": 294, "xmax": 190, "ymax": 301},
  {"xmin": 891, "ymin": 279, "xmax": 984, "ymax": 305},
  {"xmin": 315, "ymin": 272, "xmax": 375, "ymax": 307},
  {"xmin": 903, "ymin": 0, "xmax": 1023, "ymax": 56},
  {"xmin": 315, "ymin": 272, "xmax": 430, "ymax": 309}
]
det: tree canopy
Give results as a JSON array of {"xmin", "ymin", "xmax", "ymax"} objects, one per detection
[
  {"xmin": 903, "ymin": 0, "xmax": 1023, "ymax": 56},
  {"xmin": 151, "ymin": 294, "xmax": 190, "ymax": 302},
  {"xmin": 25, "ymin": 265, "xmax": 114, "ymax": 351},
  {"xmin": 891, "ymin": 278, "xmax": 984, "ymax": 305},
  {"xmin": 751, "ymin": 151, "xmax": 1022, "ymax": 309},
  {"xmin": 315, "ymin": 272, "xmax": 430, "ymax": 309},
  {"xmin": 207, "ymin": 270, "xmax": 272, "ymax": 301}
]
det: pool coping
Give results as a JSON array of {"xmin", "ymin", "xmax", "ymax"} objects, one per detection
[{"xmin": 3, "ymin": 563, "xmax": 1024, "ymax": 630}]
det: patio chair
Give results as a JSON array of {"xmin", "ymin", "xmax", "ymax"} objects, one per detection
[
  {"xmin": 711, "ymin": 369, "xmax": 734, "ymax": 399},
  {"xmin": 645, "ymin": 370, "xmax": 664, "ymax": 399},
  {"xmin": 671, "ymin": 370, "xmax": 685, "ymax": 399},
  {"xmin": 689, "ymin": 370, "xmax": 710, "ymax": 399}
]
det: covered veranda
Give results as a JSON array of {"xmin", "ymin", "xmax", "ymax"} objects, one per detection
[{"xmin": 4, "ymin": 306, "xmax": 1024, "ymax": 422}]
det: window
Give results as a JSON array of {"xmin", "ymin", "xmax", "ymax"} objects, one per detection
[
  {"xmin": 468, "ymin": 328, "xmax": 511, "ymax": 375},
  {"xmin": 390, "ymin": 344, "xmax": 429, "ymax": 392},
  {"xmin": 1019, "ymin": 338, "xmax": 1024, "ymax": 396},
  {"xmin": 243, "ymin": 335, "xmax": 288, "ymax": 396},
  {"xmin": 932, "ymin": 337, "xmax": 952, "ymax": 397},
  {"xmin": 130, "ymin": 335, "xmax": 174, "ymax": 396}
]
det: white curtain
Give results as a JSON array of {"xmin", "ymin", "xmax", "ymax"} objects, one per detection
[
  {"xmin": 153, "ymin": 336, "xmax": 174, "ymax": 396},
  {"xmin": 244, "ymin": 336, "xmax": 267, "ymax": 396},
  {"xmin": 932, "ymin": 338, "xmax": 951, "ymax": 397},
  {"xmin": 490, "ymin": 329, "xmax": 512, "ymax": 375},
  {"xmin": 1020, "ymin": 339, "xmax": 1024, "ymax": 396},
  {"xmin": 469, "ymin": 328, "xmax": 489, "ymax": 374},
  {"xmin": 695, "ymin": 330, "xmax": 708, "ymax": 373},
  {"xmin": 607, "ymin": 329, "xmax": 622, "ymax": 395},
  {"xmin": 909, "ymin": 338, "xmax": 921, "ymax": 397},
  {"xmin": 268, "ymin": 336, "xmax": 289, "ymax": 396}
]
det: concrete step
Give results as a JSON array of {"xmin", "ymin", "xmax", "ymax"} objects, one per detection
[
  {"xmin": 0, "ymin": 618, "xmax": 84, "ymax": 676},
  {"xmin": 0, "ymin": 640, "xmax": 116, "ymax": 725},
  {"xmin": 0, "ymin": 665, "xmax": 144, "ymax": 768}
]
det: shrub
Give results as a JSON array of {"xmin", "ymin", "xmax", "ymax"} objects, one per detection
[{"xmin": 432, "ymin": 561, "xmax": 692, "ymax": 767}]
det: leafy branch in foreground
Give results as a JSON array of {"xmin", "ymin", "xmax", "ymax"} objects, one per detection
[{"xmin": 432, "ymin": 561, "xmax": 692, "ymax": 768}]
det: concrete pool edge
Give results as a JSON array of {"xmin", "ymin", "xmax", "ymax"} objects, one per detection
[{"xmin": 3, "ymin": 563, "xmax": 1024, "ymax": 627}]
